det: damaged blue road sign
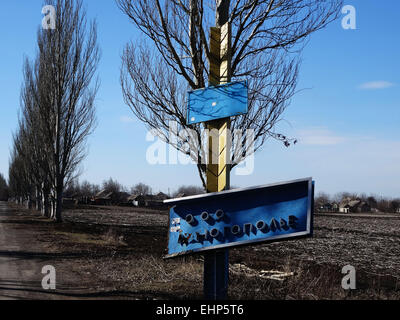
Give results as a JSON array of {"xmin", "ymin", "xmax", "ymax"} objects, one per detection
[
  {"xmin": 187, "ymin": 81, "xmax": 248, "ymax": 125},
  {"xmin": 164, "ymin": 178, "xmax": 314, "ymax": 259}
]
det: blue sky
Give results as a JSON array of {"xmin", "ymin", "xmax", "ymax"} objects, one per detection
[{"xmin": 0, "ymin": 1, "xmax": 399, "ymax": 197}]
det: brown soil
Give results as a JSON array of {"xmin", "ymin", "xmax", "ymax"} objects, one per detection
[{"xmin": 1, "ymin": 202, "xmax": 399, "ymax": 300}]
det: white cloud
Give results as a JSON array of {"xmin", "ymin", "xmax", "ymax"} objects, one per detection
[
  {"xmin": 297, "ymin": 128, "xmax": 347, "ymax": 146},
  {"xmin": 358, "ymin": 81, "xmax": 395, "ymax": 90}
]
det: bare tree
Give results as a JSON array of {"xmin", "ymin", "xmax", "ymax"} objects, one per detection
[
  {"xmin": 0, "ymin": 173, "xmax": 9, "ymax": 201},
  {"xmin": 102, "ymin": 178, "xmax": 124, "ymax": 194},
  {"xmin": 314, "ymin": 191, "xmax": 331, "ymax": 210},
  {"xmin": 116, "ymin": 0, "xmax": 342, "ymax": 188},
  {"xmin": 64, "ymin": 179, "xmax": 81, "ymax": 198},
  {"xmin": 14, "ymin": 59, "xmax": 54, "ymax": 214},
  {"xmin": 8, "ymin": 0, "xmax": 100, "ymax": 222},
  {"xmin": 34, "ymin": 0, "xmax": 100, "ymax": 222},
  {"xmin": 131, "ymin": 183, "xmax": 153, "ymax": 196},
  {"xmin": 390, "ymin": 199, "xmax": 400, "ymax": 213},
  {"xmin": 366, "ymin": 195, "xmax": 378, "ymax": 209},
  {"xmin": 80, "ymin": 180, "xmax": 100, "ymax": 198},
  {"xmin": 8, "ymin": 141, "xmax": 32, "ymax": 205},
  {"xmin": 173, "ymin": 185, "xmax": 205, "ymax": 197}
]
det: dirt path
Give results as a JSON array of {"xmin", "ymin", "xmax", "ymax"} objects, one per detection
[
  {"xmin": 0, "ymin": 201, "xmax": 50, "ymax": 299},
  {"xmin": 0, "ymin": 201, "xmax": 106, "ymax": 300},
  {"xmin": 0, "ymin": 201, "xmax": 175, "ymax": 300}
]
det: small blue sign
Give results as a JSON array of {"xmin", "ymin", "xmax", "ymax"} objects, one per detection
[
  {"xmin": 164, "ymin": 178, "xmax": 314, "ymax": 258},
  {"xmin": 187, "ymin": 81, "xmax": 248, "ymax": 125}
]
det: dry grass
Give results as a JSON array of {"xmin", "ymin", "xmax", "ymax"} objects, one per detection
[
  {"xmin": 88, "ymin": 254, "xmax": 204, "ymax": 299},
  {"xmin": 52, "ymin": 229, "xmax": 128, "ymax": 247},
  {"xmin": 9, "ymin": 204, "xmax": 400, "ymax": 300},
  {"xmin": 58, "ymin": 209, "xmax": 400, "ymax": 300}
]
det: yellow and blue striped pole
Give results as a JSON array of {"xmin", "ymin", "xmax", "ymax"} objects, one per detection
[{"xmin": 204, "ymin": 22, "xmax": 231, "ymax": 300}]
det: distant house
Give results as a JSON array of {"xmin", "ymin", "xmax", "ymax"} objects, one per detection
[
  {"xmin": 128, "ymin": 194, "xmax": 146, "ymax": 207},
  {"xmin": 93, "ymin": 190, "xmax": 113, "ymax": 206},
  {"xmin": 62, "ymin": 197, "xmax": 77, "ymax": 206},
  {"xmin": 339, "ymin": 198, "xmax": 371, "ymax": 213},
  {"xmin": 317, "ymin": 202, "xmax": 339, "ymax": 213},
  {"xmin": 156, "ymin": 192, "xmax": 169, "ymax": 201},
  {"xmin": 145, "ymin": 192, "xmax": 170, "ymax": 207},
  {"xmin": 93, "ymin": 190, "xmax": 131, "ymax": 206},
  {"xmin": 117, "ymin": 192, "xmax": 131, "ymax": 206},
  {"xmin": 339, "ymin": 198, "xmax": 352, "ymax": 213},
  {"xmin": 358, "ymin": 201, "xmax": 372, "ymax": 213},
  {"xmin": 128, "ymin": 192, "xmax": 170, "ymax": 208},
  {"xmin": 62, "ymin": 192, "xmax": 80, "ymax": 206},
  {"xmin": 175, "ymin": 193, "xmax": 187, "ymax": 199},
  {"xmin": 339, "ymin": 207, "xmax": 350, "ymax": 214},
  {"xmin": 77, "ymin": 196, "xmax": 91, "ymax": 205},
  {"xmin": 319, "ymin": 203, "xmax": 332, "ymax": 213}
]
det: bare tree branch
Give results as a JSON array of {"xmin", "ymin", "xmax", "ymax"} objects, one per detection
[{"xmin": 116, "ymin": 0, "xmax": 342, "ymax": 188}]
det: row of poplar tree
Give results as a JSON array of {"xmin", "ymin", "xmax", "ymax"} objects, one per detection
[{"xmin": 8, "ymin": 0, "xmax": 100, "ymax": 222}]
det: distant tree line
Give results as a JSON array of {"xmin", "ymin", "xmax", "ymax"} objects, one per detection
[
  {"xmin": 0, "ymin": 173, "xmax": 9, "ymax": 201},
  {"xmin": 63, "ymin": 180, "xmax": 100, "ymax": 199},
  {"xmin": 173, "ymin": 185, "xmax": 205, "ymax": 198},
  {"xmin": 63, "ymin": 177, "xmax": 204, "ymax": 200},
  {"xmin": 315, "ymin": 191, "xmax": 400, "ymax": 213},
  {"xmin": 8, "ymin": 0, "xmax": 100, "ymax": 222},
  {"xmin": 63, "ymin": 179, "xmax": 154, "ymax": 198}
]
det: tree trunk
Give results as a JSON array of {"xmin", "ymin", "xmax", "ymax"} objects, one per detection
[
  {"xmin": 54, "ymin": 179, "xmax": 63, "ymax": 223},
  {"xmin": 36, "ymin": 187, "xmax": 42, "ymax": 211},
  {"xmin": 55, "ymin": 194, "xmax": 63, "ymax": 222},
  {"xmin": 41, "ymin": 187, "xmax": 50, "ymax": 218},
  {"xmin": 50, "ymin": 190, "xmax": 56, "ymax": 220},
  {"xmin": 26, "ymin": 195, "xmax": 32, "ymax": 209}
]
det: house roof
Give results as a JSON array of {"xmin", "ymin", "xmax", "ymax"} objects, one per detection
[
  {"xmin": 95, "ymin": 190, "xmax": 113, "ymax": 200},
  {"xmin": 339, "ymin": 198, "xmax": 370, "ymax": 209},
  {"xmin": 340, "ymin": 197, "xmax": 355, "ymax": 208},
  {"xmin": 128, "ymin": 194, "xmax": 144, "ymax": 201},
  {"xmin": 176, "ymin": 193, "xmax": 187, "ymax": 198},
  {"xmin": 347, "ymin": 200, "xmax": 361, "ymax": 208},
  {"xmin": 155, "ymin": 192, "xmax": 169, "ymax": 200},
  {"xmin": 129, "ymin": 194, "xmax": 168, "ymax": 201},
  {"xmin": 118, "ymin": 192, "xmax": 131, "ymax": 201}
]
